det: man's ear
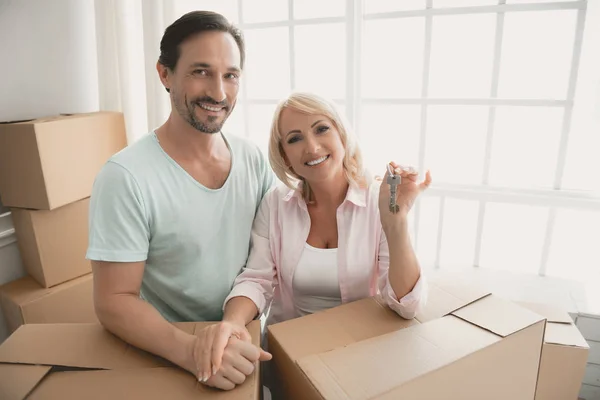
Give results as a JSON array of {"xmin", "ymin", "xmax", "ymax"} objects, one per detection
[{"xmin": 156, "ymin": 61, "xmax": 171, "ymax": 93}]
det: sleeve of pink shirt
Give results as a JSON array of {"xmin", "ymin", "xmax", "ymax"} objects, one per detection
[
  {"xmin": 377, "ymin": 229, "xmax": 428, "ymax": 319},
  {"xmin": 222, "ymin": 192, "xmax": 277, "ymax": 315}
]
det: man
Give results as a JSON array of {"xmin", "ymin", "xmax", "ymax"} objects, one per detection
[{"xmin": 87, "ymin": 11, "xmax": 273, "ymax": 390}]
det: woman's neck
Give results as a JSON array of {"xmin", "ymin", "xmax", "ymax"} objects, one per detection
[{"xmin": 308, "ymin": 177, "xmax": 349, "ymax": 209}]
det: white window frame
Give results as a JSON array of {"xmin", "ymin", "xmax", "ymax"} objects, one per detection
[{"xmin": 234, "ymin": 0, "xmax": 598, "ymax": 277}]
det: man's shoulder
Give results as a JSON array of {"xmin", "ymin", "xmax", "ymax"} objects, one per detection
[
  {"xmin": 92, "ymin": 132, "xmax": 160, "ymax": 190},
  {"xmin": 109, "ymin": 132, "xmax": 157, "ymax": 166}
]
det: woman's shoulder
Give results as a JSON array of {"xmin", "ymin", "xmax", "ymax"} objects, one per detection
[{"xmin": 262, "ymin": 181, "xmax": 301, "ymax": 206}]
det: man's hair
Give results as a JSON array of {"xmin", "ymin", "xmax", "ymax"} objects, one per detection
[{"xmin": 158, "ymin": 11, "xmax": 245, "ymax": 74}]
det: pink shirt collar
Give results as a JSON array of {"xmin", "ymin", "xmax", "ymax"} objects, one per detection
[{"xmin": 282, "ymin": 182, "xmax": 368, "ymax": 208}]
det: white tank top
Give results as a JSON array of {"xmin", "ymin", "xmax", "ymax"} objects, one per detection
[{"xmin": 292, "ymin": 243, "xmax": 342, "ymax": 316}]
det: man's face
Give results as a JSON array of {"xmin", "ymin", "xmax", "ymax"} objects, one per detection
[{"xmin": 162, "ymin": 31, "xmax": 242, "ymax": 134}]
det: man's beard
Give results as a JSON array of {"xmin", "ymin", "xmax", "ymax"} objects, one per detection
[{"xmin": 174, "ymin": 93, "xmax": 233, "ymax": 134}]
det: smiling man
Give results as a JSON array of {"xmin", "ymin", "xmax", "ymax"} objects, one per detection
[{"xmin": 86, "ymin": 11, "xmax": 273, "ymax": 390}]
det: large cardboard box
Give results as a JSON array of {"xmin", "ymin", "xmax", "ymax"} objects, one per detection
[
  {"xmin": 0, "ymin": 274, "xmax": 96, "ymax": 334},
  {"xmin": 10, "ymin": 197, "xmax": 90, "ymax": 288},
  {"xmin": 268, "ymin": 279, "xmax": 547, "ymax": 400},
  {"xmin": 0, "ymin": 321, "xmax": 261, "ymax": 400},
  {"xmin": 518, "ymin": 302, "xmax": 590, "ymax": 400},
  {"xmin": 0, "ymin": 111, "xmax": 127, "ymax": 210}
]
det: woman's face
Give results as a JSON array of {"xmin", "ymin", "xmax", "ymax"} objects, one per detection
[{"xmin": 278, "ymin": 107, "xmax": 346, "ymax": 186}]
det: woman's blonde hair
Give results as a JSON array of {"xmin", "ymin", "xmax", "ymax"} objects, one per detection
[{"xmin": 268, "ymin": 92, "xmax": 366, "ymax": 202}]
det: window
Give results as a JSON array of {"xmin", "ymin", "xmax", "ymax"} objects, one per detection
[{"xmin": 175, "ymin": 0, "xmax": 599, "ymax": 285}]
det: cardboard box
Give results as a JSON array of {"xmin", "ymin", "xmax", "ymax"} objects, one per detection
[
  {"xmin": 0, "ymin": 321, "xmax": 261, "ymax": 400},
  {"xmin": 10, "ymin": 197, "xmax": 90, "ymax": 287},
  {"xmin": 518, "ymin": 302, "xmax": 590, "ymax": 400},
  {"xmin": 268, "ymin": 278, "xmax": 547, "ymax": 400},
  {"xmin": 0, "ymin": 111, "xmax": 127, "ymax": 210},
  {"xmin": 0, "ymin": 274, "xmax": 96, "ymax": 334}
]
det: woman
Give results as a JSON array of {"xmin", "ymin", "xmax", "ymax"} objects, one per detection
[{"xmin": 199, "ymin": 92, "xmax": 431, "ymax": 381}]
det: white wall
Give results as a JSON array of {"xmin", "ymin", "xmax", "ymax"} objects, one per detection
[{"xmin": 0, "ymin": 0, "xmax": 100, "ymax": 343}]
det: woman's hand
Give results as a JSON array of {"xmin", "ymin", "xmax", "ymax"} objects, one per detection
[
  {"xmin": 378, "ymin": 162, "xmax": 431, "ymax": 228},
  {"xmin": 186, "ymin": 321, "xmax": 271, "ymax": 389}
]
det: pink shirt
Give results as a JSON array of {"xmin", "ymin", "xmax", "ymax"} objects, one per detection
[{"xmin": 224, "ymin": 181, "xmax": 427, "ymax": 324}]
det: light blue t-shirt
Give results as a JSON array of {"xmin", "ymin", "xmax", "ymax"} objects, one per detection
[{"xmin": 86, "ymin": 131, "xmax": 274, "ymax": 322}]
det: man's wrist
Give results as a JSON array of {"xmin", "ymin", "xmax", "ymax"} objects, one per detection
[{"xmin": 172, "ymin": 329, "xmax": 197, "ymax": 375}]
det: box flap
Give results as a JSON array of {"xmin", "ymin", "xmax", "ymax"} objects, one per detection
[
  {"xmin": 452, "ymin": 295, "xmax": 544, "ymax": 337},
  {"xmin": 516, "ymin": 301, "xmax": 573, "ymax": 324},
  {"xmin": 415, "ymin": 277, "xmax": 491, "ymax": 323},
  {"xmin": 27, "ymin": 367, "xmax": 256, "ymax": 400},
  {"xmin": 0, "ymin": 323, "xmax": 167, "ymax": 370},
  {"xmin": 0, "ymin": 364, "xmax": 51, "ymax": 400},
  {"xmin": 296, "ymin": 315, "xmax": 501, "ymax": 399},
  {"xmin": 268, "ymin": 297, "xmax": 416, "ymax": 361},
  {"xmin": 544, "ymin": 321, "xmax": 590, "ymax": 348}
]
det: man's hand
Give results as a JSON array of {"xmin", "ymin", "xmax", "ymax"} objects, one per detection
[{"xmin": 189, "ymin": 322, "xmax": 272, "ymax": 390}]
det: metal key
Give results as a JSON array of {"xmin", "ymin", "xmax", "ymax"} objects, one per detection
[{"xmin": 386, "ymin": 164, "xmax": 401, "ymax": 214}]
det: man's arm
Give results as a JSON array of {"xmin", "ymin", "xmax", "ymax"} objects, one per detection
[
  {"xmin": 88, "ymin": 161, "xmax": 266, "ymax": 389},
  {"xmin": 92, "ymin": 260, "xmax": 196, "ymax": 374}
]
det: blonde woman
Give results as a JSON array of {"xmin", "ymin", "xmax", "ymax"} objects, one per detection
[{"xmin": 196, "ymin": 92, "xmax": 431, "ymax": 382}]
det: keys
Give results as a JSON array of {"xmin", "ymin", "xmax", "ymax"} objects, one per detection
[{"xmin": 386, "ymin": 164, "xmax": 401, "ymax": 214}]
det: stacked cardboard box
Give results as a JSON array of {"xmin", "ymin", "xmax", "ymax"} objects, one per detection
[
  {"xmin": 0, "ymin": 112, "xmax": 127, "ymax": 333},
  {"xmin": 518, "ymin": 301, "xmax": 590, "ymax": 400}
]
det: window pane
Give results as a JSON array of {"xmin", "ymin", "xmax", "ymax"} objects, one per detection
[
  {"xmin": 425, "ymin": 105, "xmax": 489, "ymax": 185},
  {"xmin": 294, "ymin": 0, "xmax": 345, "ymax": 19},
  {"xmin": 439, "ymin": 199, "xmax": 479, "ymax": 269},
  {"xmin": 222, "ymin": 103, "xmax": 246, "ymax": 137},
  {"xmin": 488, "ymin": 107, "xmax": 563, "ymax": 189},
  {"xmin": 358, "ymin": 104, "xmax": 421, "ymax": 176},
  {"xmin": 429, "ymin": 14, "xmax": 496, "ymax": 97},
  {"xmin": 362, "ymin": 18, "xmax": 425, "ymax": 98},
  {"xmin": 294, "ymin": 23, "xmax": 346, "ymax": 99},
  {"xmin": 433, "ymin": 0, "xmax": 497, "ymax": 7},
  {"xmin": 242, "ymin": 0, "xmax": 288, "ymax": 23},
  {"xmin": 247, "ymin": 104, "xmax": 277, "ymax": 155},
  {"xmin": 479, "ymin": 203, "xmax": 548, "ymax": 274},
  {"xmin": 175, "ymin": 0, "xmax": 238, "ymax": 23},
  {"xmin": 244, "ymin": 28, "xmax": 291, "ymax": 99},
  {"xmin": 364, "ymin": 0, "xmax": 425, "ymax": 14},
  {"xmin": 416, "ymin": 196, "xmax": 441, "ymax": 267},
  {"xmin": 498, "ymin": 10, "xmax": 577, "ymax": 99},
  {"xmin": 561, "ymin": 113, "xmax": 600, "ymax": 192},
  {"xmin": 546, "ymin": 209, "xmax": 600, "ymax": 282}
]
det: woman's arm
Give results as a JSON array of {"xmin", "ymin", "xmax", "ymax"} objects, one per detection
[
  {"xmin": 376, "ymin": 162, "xmax": 432, "ymax": 318},
  {"xmin": 222, "ymin": 191, "xmax": 279, "ymax": 320},
  {"xmin": 223, "ymin": 296, "xmax": 260, "ymax": 326},
  {"xmin": 383, "ymin": 217, "xmax": 421, "ymax": 299}
]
